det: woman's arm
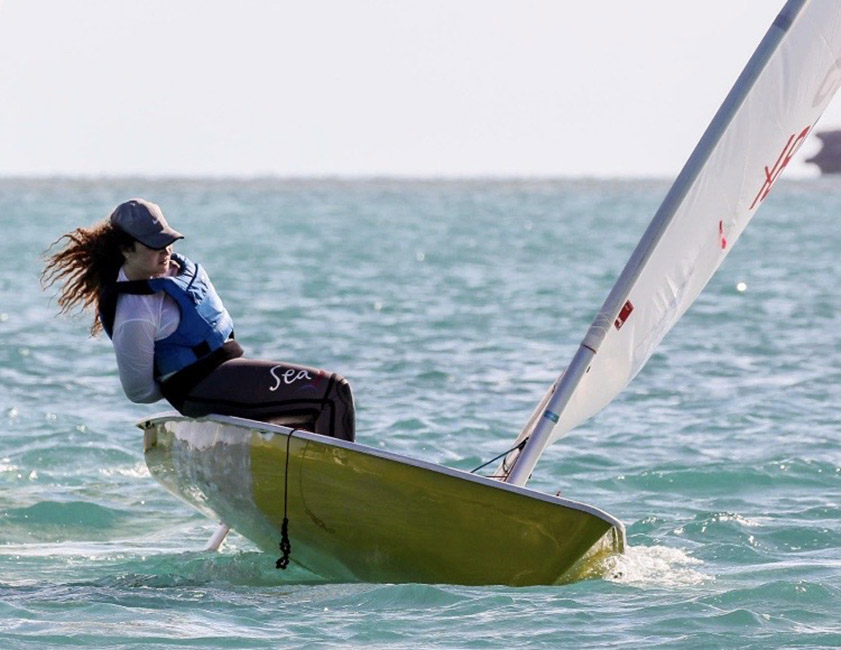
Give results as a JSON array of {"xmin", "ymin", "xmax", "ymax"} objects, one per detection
[{"xmin": 112, "ymin": 316, "xmax": 163, "ymax": 403}]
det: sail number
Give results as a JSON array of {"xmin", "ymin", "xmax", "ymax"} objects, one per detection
[{"xmin": 750, "ymin": 126, "xmax": 810, "ymax": 210}]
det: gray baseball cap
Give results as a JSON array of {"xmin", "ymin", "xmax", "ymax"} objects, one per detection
[{"xmin": 110, "ymin": 198, "xmax": 184, "ymax": 249}]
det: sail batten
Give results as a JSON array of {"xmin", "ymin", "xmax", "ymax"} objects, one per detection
[{"xmin": 507, "ymin": 0, "xmax": 841, "ymax": 486}]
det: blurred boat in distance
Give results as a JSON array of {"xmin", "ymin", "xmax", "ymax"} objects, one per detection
[{"xmin": 806, "ymin": 130, "xmax": 841, "ymax": 173}]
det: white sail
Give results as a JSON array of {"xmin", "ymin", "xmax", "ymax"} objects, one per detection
[{"xmin": 505, "ymin": 0, "xmax": 841, "ymax": 485}]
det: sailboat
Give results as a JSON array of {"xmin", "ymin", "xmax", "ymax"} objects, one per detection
[{"xmin": 141, "ymin": 0, "xmax": 841, "ymax": 586}]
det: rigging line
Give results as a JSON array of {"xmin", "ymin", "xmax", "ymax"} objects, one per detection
[
  {"xmin": 275, "ymin": 428, "xmax": 297, "ymax": 570},
  {"xmin": 470, "ymin": 437, "xmax": 529, "ymax": 474},
  {"xmin": 322, "ymin": 373, "xmax": 337, "ymax": 438}
]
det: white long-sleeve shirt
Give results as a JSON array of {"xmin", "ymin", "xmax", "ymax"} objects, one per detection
[{"xmin": 111, "ymin": 266, "xmax": 180, "ymax": 403}]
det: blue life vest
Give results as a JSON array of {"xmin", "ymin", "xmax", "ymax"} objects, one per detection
[{"xmin": 100, "ymin": 253, "xmax": 234, "ymax": 379}]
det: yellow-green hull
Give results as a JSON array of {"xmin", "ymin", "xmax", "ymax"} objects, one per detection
[{"xmin": 142, "ymin": 413, "xmax": 624, "ymax": 586}]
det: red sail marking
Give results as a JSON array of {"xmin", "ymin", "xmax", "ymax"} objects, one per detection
[
  {"xmin": 614, "ymin": 300, "xmax": 634, "ymax": 330},
  {"xmin": 750, "ymin": 126, "xmax": 811, "ymax": 210},
  {"xmin": 719, "ymin": 220, "xmax": 727, "ymax": 249}
]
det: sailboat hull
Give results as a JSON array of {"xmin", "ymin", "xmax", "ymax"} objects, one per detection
[{"xmin": 142, "ymin": 413, "xmax": 624, "ymax": 586}]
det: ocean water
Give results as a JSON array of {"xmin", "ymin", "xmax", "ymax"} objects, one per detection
[{"xmin": 1, "ymin": 177, "xmax": 840, "ymax": 649}]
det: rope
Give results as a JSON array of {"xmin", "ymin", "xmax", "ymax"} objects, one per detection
[
  {"xmin": 470, "ymin": 437, "xmax": 529, "ymax": 475},
  {"xmin": 321, "ymin": 372, "xmax": 337, "ymax": 437},
  {"xmin": 275, "ymin": 429, "xmax": 296, "ymax": 570}
]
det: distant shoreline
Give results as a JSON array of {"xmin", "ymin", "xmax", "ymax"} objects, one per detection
[{"xmin": 0, "ymin": 174, "xmax": 830, "ymax": 184}]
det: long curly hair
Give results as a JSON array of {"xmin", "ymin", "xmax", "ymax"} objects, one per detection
[{"xmin": 41, "ymin": 220, "xmax": 136, "ymax": 335}]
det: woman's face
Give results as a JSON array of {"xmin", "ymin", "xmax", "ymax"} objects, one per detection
[{"xmin": 121, "ymin": 241, "xmax": 172, "ymax": 279}]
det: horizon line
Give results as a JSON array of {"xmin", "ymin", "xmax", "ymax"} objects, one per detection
[{"xmin": 0, "ymin": 172, "xmax": 829, "ymax": 183}]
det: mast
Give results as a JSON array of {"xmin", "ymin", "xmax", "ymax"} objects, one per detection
[{"xmin": 505, "ymin": 0, "xmax": 811, "ymax": 487}]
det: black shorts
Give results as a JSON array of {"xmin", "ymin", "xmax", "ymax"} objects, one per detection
[{"xmin": 161, "ymin": 356, "xmax": 356, "ymax": 442}]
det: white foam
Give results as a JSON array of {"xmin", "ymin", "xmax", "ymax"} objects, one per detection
[
  {"xmin": 603, "ymin": 544, "xmax": 710, "ymax": 588},
  {"xmin": 98, "ymin": 462, "xmax": 150, "ymax": 478}
]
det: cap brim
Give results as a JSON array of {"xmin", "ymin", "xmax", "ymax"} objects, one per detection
[{"xmin": 137, "ymin": 231, "xmax": 184, "ymax": 250}]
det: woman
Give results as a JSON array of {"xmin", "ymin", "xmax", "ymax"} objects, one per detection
[{"xmin": 42, "ymin": 198, "xmax": 355, "ymax": 441}]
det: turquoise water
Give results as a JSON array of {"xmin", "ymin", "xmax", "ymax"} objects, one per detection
[{"xmin": 1, "ymin": 177, "xmax": 840, "ymax": 648}]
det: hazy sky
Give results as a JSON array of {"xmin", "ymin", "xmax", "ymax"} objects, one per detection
[{"xmin": 1, "ymin": 0, "xmax": 837, "ymax": 177}]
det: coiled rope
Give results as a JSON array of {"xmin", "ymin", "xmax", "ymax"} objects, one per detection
[{"xmin": 275, "ymin": 429, "xmax": 296, "ymax": 570}]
